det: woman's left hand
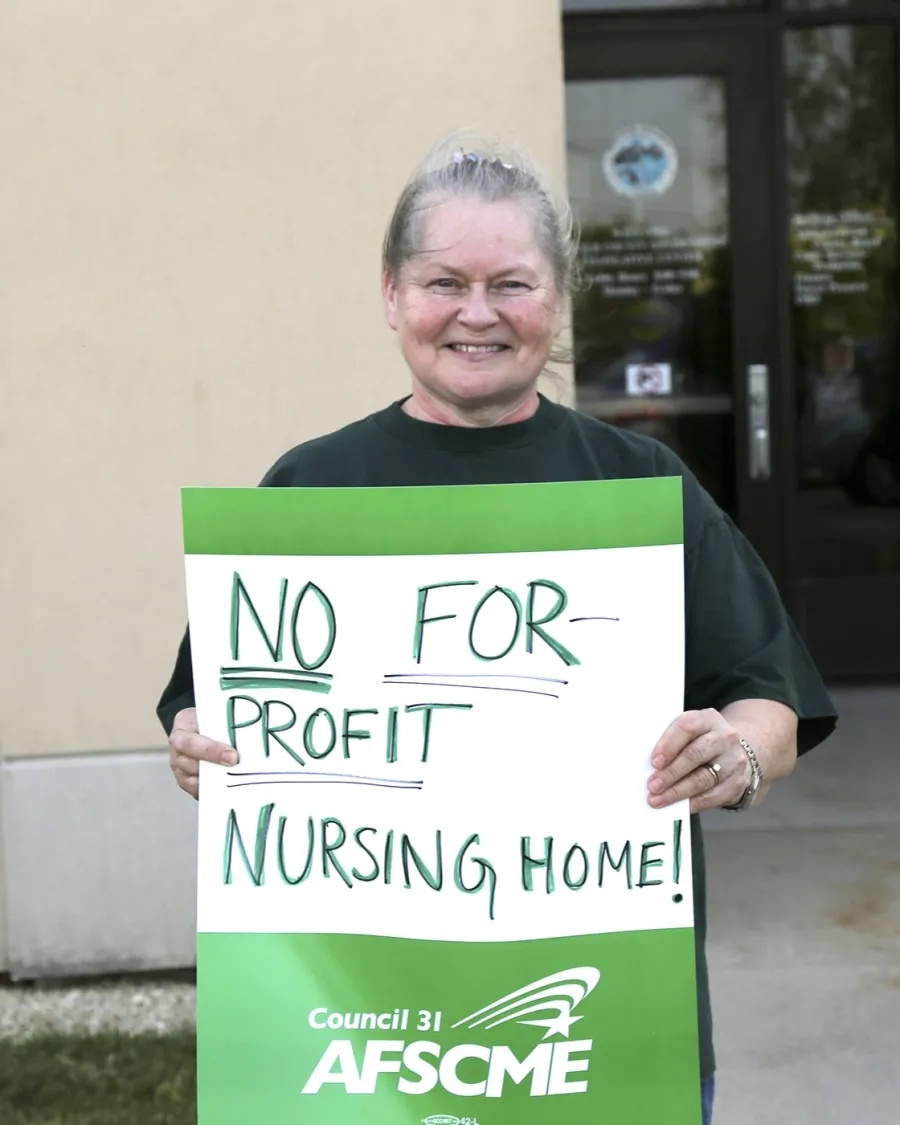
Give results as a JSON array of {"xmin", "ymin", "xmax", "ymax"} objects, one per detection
[{"xmin": 648, "ymin": 708, "xmax": 752, "ymax": 814}]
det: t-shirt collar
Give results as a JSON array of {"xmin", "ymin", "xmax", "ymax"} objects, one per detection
[{"xmin": 373, "ymin": 393, "xmax": 567, "ymax": 451}]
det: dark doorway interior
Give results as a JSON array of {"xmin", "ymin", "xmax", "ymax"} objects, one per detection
[{"xmin": 564, "ymin": 1, "xmax": 900, "ymax": 681}]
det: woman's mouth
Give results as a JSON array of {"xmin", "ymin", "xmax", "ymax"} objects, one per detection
[{"xmin": 447, "ymin": 343, "xmax": 509, "ymax": 355}]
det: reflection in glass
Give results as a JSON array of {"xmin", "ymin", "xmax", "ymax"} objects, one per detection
[
  {"xmin": 563, "ymin": 0, "xmax": 757, "ymax": 9},
  {"xmin": 786, "ymin": 27, "xmax": 900, "ymax": 582},
  {"xmin": 785, "ymin": 1, "xmax": 852, "ymax": 11},
  {"xmin": 566, "ymin": 77, "xmax": 734, "ymax": 512}
]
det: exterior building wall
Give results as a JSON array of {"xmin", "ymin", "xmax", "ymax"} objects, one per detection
[{"xmin": 0, "ymin": 0, "xmax": 569, "ymax": 974}]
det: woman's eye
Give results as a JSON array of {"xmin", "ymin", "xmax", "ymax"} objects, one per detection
[
  {"xmin": 498, "ymin": 280, "xmax": 529, "ymax": 292},
  {"xmin": 432, "ymin": 278, "xmax": 460, "ymax": 291}
]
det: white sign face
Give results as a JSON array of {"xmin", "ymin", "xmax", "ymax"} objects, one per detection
[
  {"xmin": 626, "ymin": 362, "xmax": 673, "ymax": 397},
  {"xmin": 186, "ymin": 546, "xmax": 689, "ymax": 944}
]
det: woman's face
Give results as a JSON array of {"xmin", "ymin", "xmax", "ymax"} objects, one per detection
[{"xmin": 384, "ymin": 196, "xmax": 564, "ymax": 420}]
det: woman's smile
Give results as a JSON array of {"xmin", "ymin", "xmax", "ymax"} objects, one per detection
[{"xmin": 446, "ymin": 342, "xmax": 510, "ymax": 359}]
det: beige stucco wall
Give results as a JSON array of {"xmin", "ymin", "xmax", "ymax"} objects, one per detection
[{"xmin": 0, "ymin": 1, "xmax": 569, "ymax": 759}]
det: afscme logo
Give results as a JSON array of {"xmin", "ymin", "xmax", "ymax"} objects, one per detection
[
  {"xmin": 452, "ymin": 967, "xmax": 601, "ymax": 1040},
  {"xmin": 301, "ymin": 1037, "xmax": 593, "ymax": 1098},
  {"xmin": 301, "ymin": 967, "xmax": 601, "ymax": 1099}
]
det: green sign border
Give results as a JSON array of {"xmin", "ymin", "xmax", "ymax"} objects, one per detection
[{"xmin": 182, "ymin": 478, "xmax": 684, "ymax": 556}]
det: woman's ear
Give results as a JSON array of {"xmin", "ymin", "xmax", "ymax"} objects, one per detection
[{"xmin": 383, "ymin": 269, "xmax": 399, "ymax": 331}]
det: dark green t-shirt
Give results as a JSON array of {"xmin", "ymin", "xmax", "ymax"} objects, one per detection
[{"xmin": 158, "ymin": 395, "xmax": 837, "ymax": 1080}]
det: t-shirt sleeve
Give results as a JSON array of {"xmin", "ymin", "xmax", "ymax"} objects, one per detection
[
  {"xmin": 156, "ymin": 626, "xmax": 195, "ymax": 737},
  {"xmin": 684, "ymin": 513, "xmax": 838, "ymax": 756}
]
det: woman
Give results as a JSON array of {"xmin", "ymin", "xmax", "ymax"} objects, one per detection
[{"xmin": 159, "ymin": 138, "xmax": 837, "ymax": 1124}]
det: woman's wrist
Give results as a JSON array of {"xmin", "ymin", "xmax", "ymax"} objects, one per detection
[{"xmin": 720, "ymin": 699, "xmax": 799, "ymax": 790}]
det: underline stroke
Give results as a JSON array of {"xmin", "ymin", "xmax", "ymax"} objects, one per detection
[
  {"xmin": 382, "ymin": 680, "xmax": 559, "ymax": 699},
  {"xmin": 225, "ymin": 770, "xmax": 422, "ymax": 791},
  {"xmin": 219, "ymin": 677, "xmax": 332, "ymax": 694},
  {"xmin": 384, "ymin": 672, "xmax": 568, "ymax": 684},
  {"xmin": 220, "ymin": 665, "xmax": 333, "ymax": 680}
]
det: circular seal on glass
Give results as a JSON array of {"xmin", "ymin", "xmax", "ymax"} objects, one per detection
[{"xmin": 603, "ymin": 125, "xmax": 679, "ymax": 198}]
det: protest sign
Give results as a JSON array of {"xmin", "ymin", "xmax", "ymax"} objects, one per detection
[{"xmin": 183, "ymin": 479, "xmax": 701, "ymax": 1124}]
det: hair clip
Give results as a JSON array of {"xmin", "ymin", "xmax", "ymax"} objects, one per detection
[{"xmin": 451, "ymin": 150, "xmax": 514, "ymax": 170}]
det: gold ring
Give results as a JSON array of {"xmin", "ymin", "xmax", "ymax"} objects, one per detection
[{"xmin": 706, "ymin": 762, "xmax": 723, "ymax": 788}]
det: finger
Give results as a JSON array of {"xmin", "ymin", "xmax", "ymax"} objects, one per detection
[
  {"xmin": 649, "ymin": 730, "xmax": 726, "ymax": 796},
  {"xmin": 652, "ymin": 761, "xmax": 737, "ymax": 811},
  {"xmin": 173, "ymin": 707, "xmax": 199, "ymax": 735},
  {"xmin": 651, "ymin": 709, "xmax": 723, "ymax": 770},
  {"xmin": 170, "ymin": 728, "xmax": 238, "ymax": 766},
  {"xmin": 689, "ymin": 777, "xmax": 739, "ymax": 814},
  {"xmin": 173, "ymin": 753, "xmax": 201, "ymax": 778},
  {"xmin": 689, "ymin": 747, "xmax": 753, "ymax": 813},
  {"xmin": 650, "ymin": 742, "xmax": 748, "ymax": 810},
  {"xmin": 175, "ymin": 769, "xmax": 200, "ymax": 800}
]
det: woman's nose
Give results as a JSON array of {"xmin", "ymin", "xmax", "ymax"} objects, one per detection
[{"xmin": 457, "ymin": 286, "xmax": 499, "ymax": 327}]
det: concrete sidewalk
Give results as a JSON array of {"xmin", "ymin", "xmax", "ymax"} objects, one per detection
[{"xmin": 703, "ymin": 687, "xmax": 900, "ymax": 1123}]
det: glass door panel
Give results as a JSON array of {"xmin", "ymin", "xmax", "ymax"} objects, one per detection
[
  {"xmin": 563, "ymin": 0, "xmax": 759, "ymax": 9},
  {"xmin": 785, "ymin": 25, "xmax": 900, "ymax": 676},
  {"xmin": 565, "ymin": 25, "xmax": 780, "ymax": 573},
  {"xmin": 566, "ymin": 76, "xmax": 735, "ymax": 512}
]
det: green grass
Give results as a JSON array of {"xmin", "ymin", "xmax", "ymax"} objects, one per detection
[{"xmin": 0, "ymin": 1032, "xmax": 197, "ymax": 1125}]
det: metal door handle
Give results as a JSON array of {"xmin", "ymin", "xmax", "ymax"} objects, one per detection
[
  {"xmin": 751, "ymin": 426, "xmax": 771, "ymax": 480},
  {"xmin": 747, "ymin": 364, "xmax": 771, "ymax": 481}
]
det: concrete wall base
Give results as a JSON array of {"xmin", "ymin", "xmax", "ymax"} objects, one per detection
[{"xmin": 0, "ymin": 752, "xmax": 197, "ymax": 980}]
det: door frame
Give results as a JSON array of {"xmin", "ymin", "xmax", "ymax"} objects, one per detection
[{"xmin": 564, "ymin": 20, "xmax": 787, "ymax": 585}]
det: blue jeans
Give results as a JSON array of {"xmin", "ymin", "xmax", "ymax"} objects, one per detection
[{"xmin": 701, "ymin": 1076, "xmax": 716, "ymax": 1125}]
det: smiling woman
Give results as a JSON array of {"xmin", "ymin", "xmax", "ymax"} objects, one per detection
[{"xmin": 159, "ymin": 132, "xmax": 837, "ymax": 1122}]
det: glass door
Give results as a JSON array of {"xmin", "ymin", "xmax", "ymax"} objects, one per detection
[
  {"xmin": 784, "ymin": 25, "xmax": 900, "ymax": 679},
  {"xmin": 564, "ymin": 25, "xmax": 783, "ymax": 576}
]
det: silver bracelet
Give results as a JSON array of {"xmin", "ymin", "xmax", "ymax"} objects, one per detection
[{"xmin": 723, "ymin": 737, "xmax": 764, "ymax": 811}]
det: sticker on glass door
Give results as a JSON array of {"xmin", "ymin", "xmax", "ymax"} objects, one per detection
[
  {"xmin": 603, "ymin": 126, "xmax": 678, "ymax": 198},
  {"xmin": 626, "ymin": 362, "xmax": 673, "ymax": 397}
]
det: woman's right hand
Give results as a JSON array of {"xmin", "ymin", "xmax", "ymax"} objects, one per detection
[{"xmin": 168, "ymin": 707, "xmax": 238, "ymax": 799}]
